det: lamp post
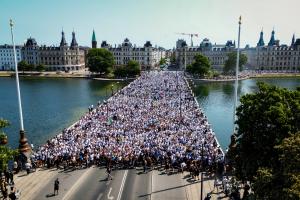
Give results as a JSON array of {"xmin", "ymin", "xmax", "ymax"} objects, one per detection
[
  {"xmin": 117, "ymin": 81, "xmax": 120, "ymax": 93},
  {"xmin": 233, "ymin": 16, "xmax": 242, "ymax": 133},
  {"xmin": 10, "ymin": 19, "xmax": 31, "ymax": 157},
  {"xmin": 200, "ymin": 141, "xmax": 204, "ymax": 200},
  {"xmin": 111, "ymin": 84, "xmax": 114, "ymax": 96},
  {"xmin": 184, "ymin": 47, "xmax": 187, "ymax": 72}
]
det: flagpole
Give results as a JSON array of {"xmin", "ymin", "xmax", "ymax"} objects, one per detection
[
  {"xmin": 233, "ymin": 16, "xmax": 241, "ymax": 133},
  {"xmin": 10, "ymin": 19, "xmax": 24, "ymax": 131},
  {"xmin": 10, "ymin": 19, "xmax": 31, "ymax": 156}
]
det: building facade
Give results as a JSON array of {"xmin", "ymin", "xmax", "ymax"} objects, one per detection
[
  {"xmin": 176, "ymin": 38, "xmax": 236, "ymax": 71},
  {"xmin": 92, "ymin": 32, "xmax": 165, "ymax": 70},
  {"xmin": 0, "ymin": 44, "xmax": 22, "ymax": 70},
  {"xmin": 22, "ymin": 38, "xmax": 39, "ymax": 66},
  {"xmin": 243, "ymin": 30, "xmax": 300, "ymax": 72},
  {"xmin": 22, "ymin": 31, "xmax": 85, "ymax": 71}
]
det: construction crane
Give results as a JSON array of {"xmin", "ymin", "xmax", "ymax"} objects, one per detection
[{"xmin": 176, "ymin": 33, "xmax": 199, "ymax": 46}]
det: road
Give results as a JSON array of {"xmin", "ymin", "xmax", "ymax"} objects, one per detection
[{"xmin": 30, "ymin": 166, "xmax": 221, "ymax": 200}]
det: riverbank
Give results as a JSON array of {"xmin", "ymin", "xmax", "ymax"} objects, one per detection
[
  {"xmin": 188, "ymin": 72, "xmax": 300, "ymax": 82},
  {"xmin": 0, "ymin": 71, "xmax": 88, "ymax": 78},
  {"xmin": 0, "ymin": 71, "xmax": 138, "ymax": 81},
  {"xmin": 2, "ymin": 70, "xmax": 300, "ymax": 82}
]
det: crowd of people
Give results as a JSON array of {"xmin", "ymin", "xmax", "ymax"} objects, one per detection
[{"xmin": 32, "ymin": 71, "xmax": 224, "ymax": 172}]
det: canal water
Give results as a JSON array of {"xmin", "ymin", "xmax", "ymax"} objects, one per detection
[{"xmin": 0, "ymin": 76, "xmax": 299, "ymax": 150}]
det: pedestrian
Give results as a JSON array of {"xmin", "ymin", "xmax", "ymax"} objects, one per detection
[
  {"xmin": 13, "ymin": 161, "xmax": 18, "ymax": 174},
  {"xmin": 54, "ymin": 178, "xmax": 59, "ymax": 195},
  {"xmin": 8, "ymin": 185, "xmax": 16, "ymax": 200},
  {"xmin": 106, "ymin": 166, "xmax": 113, "ymax": 180},
  {"xmin": 143, "ymin": 159, "xmax": 147, "ymax": 173},
  {"xmin": 25, "ymin": 162, "xmax": 31, "ymax": 175}
]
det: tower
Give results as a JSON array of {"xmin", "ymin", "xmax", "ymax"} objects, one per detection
[
  {"xmin": 257, "ymin": 29, "xmax": 265, "ymax": 47},
  {"xmin": 70, "ymin": 31, "xmax": 78, "ymax": 49},
  {"xmin": 268, "ymin": 29, "xmax": 276, "ymax": 46},
  {"xmin": 92, "ymin": 30, "xmax": 97, "ymax": 48},
  {"xmin": 291, "ymin": 34, "xmax": 295, "ymax": 46},
  {"xmin": 60, "ymin": 30, "xmax": 68, "ymax": 47}
]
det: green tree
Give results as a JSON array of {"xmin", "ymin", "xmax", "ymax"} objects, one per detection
[
  {"xmin": 114, "ymin": 60, "xmax": 140, "ymax": 77},
  {"xmin": 126, "ymin": 60, "xmax": 140, "ymax": 77},
  {"xmin": 170, "ymin": 53, "xmax": 176, "ymax": 64},
  {"xmin": 18, "ymin": 60, "xmax": 29, "ymax": 73},
  {"xmin": 229, "ymin": 82, "xmax": 300, "ymax": 181},
  {"xmin": 186, "ymin": 54, "xmax": 211, "ymax": 77},
  {"xmin": 227, "ymin": 82, "xmax": 300, "ymax": 198},
  {"xmin": 114, "ymin": 66, "xmax": 126, "ymax": 77},
  {"xmin": 223, "ymin": 52, "xmax": 247, "ymax": 75},
  {"xmin": 159, "ymin": 58, "xmax": 167, "ymax": 65},
  {"xmin": 252, "ymin": 133, "xmax": 300, "ymax": 200},
  {"xmin": 36, "ymin": 64, "xmax": 46, "ymax": 72},
  {"xmin": 87, "ymin": 48, "xmax": 115, "ymax": 74},
  {"xmin": 0, "ymin": 119, "xmax": 18, "ymax": 172},
  {"xmin": 27, "ymin": 64, "xmax": 35, "ymax": 71}
]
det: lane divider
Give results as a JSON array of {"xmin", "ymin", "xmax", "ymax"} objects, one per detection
[
  {"xmin": 116, "ymin": 170, "xmax": 128, "ymax": 200},
  {"xmin": 62, "ymin": 168, "xmax": 94, "ymax": 200}
]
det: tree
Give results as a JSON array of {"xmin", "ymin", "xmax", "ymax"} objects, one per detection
[
  {"xmin": 223, "ymin": 52, "xmax": 247, "ymax": 75},
  {"xmin": 27, "ymin": 64, "xmax": 35, "ymax": 71},
  {"xmin": 36, "ymin": 64, "xmax": 46, "ymax": 72},
  {"xmin": 227, "ymin": 82, "xmax": 300, "ymax": 198},
  {"xmin": 0, "ymin": 119, "xmax": 18, "ymax": 172},
  {"xmin": 87, "ymin": 48, "xmax": 115, "ymax": 74},
  {"xmin": 159, "ymin": 58, "xmax": 167, "ymax": 65},
  {"xmin": 126, "ymin": 60, "xmax": 140, "ymax": 77},
  {"xmin": 170, "ymin": 53, "xmax": 176, "ymax": 64},
  {"xmin": 252, "ymin": 133, "xmax": 300, "ymax": 200},
  {"xmin": 18, "ymin": 60, "xmax": 29, "ymax": 73},
  {"xmin": 114, "ymin": 60, "xmax": 140, "ymax": 77},
  {"xmin": 229, "ymin": 82, "xmax": 299, "ymax": 181},
  {"xmin": 186, "ymin": 54, "xmax": 211, "ymax": 77}
]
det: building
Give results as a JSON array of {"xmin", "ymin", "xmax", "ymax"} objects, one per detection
[
  {"xmin": 93, "ymin": 32, "xmax": 165, "ymax": 70},
  {"xmin": 0, "ymin": 44, "xmax": 22, "ymax": 70},
  {"xmin": 22, "ymin": 38, "xmax": 39, "ymax": 66},
  {"xmin": 22, "ymin": 31, "xmax": 85, "ymax": 71},
  {"xmin": 243, "ymin": 30, "xmax": 300, "ymax": 72},
  {"xmin": 175, "ymin": 38, "xmax": 236, "ymax": 71}
]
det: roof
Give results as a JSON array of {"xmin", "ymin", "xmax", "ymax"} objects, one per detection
[
  {"xmin": 92, "ymin": 30, "xmax": 96, "ymax": 42},
  {"xmin": 25, "ymin": 37, "xmax": 38, "ymax": 46}
]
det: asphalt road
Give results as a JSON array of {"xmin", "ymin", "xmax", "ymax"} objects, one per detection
[
  {"xmin": 58, "ymin": 167, "xmax": 153, "ymax": 200},
  {"xmin": 31, "ymin": 166, "xmax": 207, "ymax": 200}
]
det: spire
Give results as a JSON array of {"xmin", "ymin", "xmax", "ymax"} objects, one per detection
[
  {"xmin": 268, "ymin": 29, "xmax": 275, "ymax": 46},
  {"xmin": 70, "ymin": 30, "xmax": 78, "ymax": 48},
  {"xmin": 60, "ymin": 30, "xmax": 67, "ymax": 47},
  {"xmin": 257, "ymin": 29, "xmax": 265, "ymax": 46},
  {"xmin": 291, "ymin": 34, "xmax": 295, "ymax": 46},
  {"xmin": 92, "ymin": 29, "xmax": 97, "ymax": 48},
  {"xmin": 92, "ymin": 30, "xmax": 96, "ymax": 42}
]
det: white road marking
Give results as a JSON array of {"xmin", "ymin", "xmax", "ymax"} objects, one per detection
[
  {"xmin": 117, "ymin": 170, "xmax": 128, "ymax": 200},
  {"xmin": 96, "ymin": 193, "xmax": 103, "ymax": 200},
  {"xmin": 107, "ymin": 187, "xmax": 114, "ymax": 200},
  {"xmin": 62, "ymin": 168, "xmax": 94, "ymax": 200}
]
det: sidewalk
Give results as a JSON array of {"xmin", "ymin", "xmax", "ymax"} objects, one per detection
[
  {"xmin": 13, "ymin": 167, "xmax": 93, "ymax": 200},
  {"xmin": 151, "ymin": 170, "xmax": 228, "ymax": 200}
]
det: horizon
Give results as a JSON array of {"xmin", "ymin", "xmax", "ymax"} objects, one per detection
[{"xmin": 1, "ymin": 0, "xmax": 299, "ymax": 49}]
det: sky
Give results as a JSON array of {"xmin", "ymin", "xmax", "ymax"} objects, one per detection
[{"xmin": 0, "ymin": 0, "xmax": 299, "ymax": 49}]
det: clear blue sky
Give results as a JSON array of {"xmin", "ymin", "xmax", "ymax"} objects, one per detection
[{"xmin": 1, "ymin": 0, "xmax": 299, "ymax": 49}]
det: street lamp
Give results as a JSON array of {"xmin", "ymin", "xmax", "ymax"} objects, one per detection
[
  {"xmin": 111, "ymin": 84, "xmax": 114, "ymax": 96},
  {"xmin": 117, "ymin": 81, "xmax": 120, "ymax": 93},
  {"xmin": 200, "ymin": 141, "xmax": 204, "ymax": 200},
  {"xmin": 10, "ymin": 19, "xmax": 31, "ymax": 157}
]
